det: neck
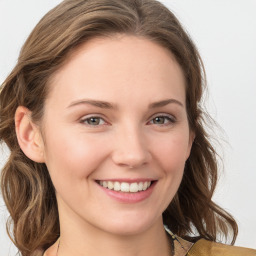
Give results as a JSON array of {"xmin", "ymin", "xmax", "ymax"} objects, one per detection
[{"xmin": 57, "ymin": 216, "xmax": 171, "ymax": 256}]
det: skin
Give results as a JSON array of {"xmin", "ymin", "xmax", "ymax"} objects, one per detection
[{"xmin": 16, "ymin": 35, "xmax": 194, "ymax": 256}]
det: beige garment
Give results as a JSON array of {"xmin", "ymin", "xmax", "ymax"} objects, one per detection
[
  {"xmin": 40, "ymin": 237, "xmax": 256, "ymax": 256},
  {"xmin": 172, "ymin": 236, "xmax": 193, "ymax": 256},
  {"xmin": 187, "ymin": 239, "xmax": 256, "ymax": 256}
]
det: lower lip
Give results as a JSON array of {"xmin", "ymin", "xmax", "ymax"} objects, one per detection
[{"xmin": 97, "ymin": 182, "xmax": 157, "ymax": 203}]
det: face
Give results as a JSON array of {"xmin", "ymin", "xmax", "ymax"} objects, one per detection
[{"xmin": 40, "ymin": 35, "xmax": 193, "ymax": 236}]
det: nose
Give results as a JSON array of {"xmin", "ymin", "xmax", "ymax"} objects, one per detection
[{"xmin": 111, "ymin": 126, "xmax": 152, "ymax": 169}]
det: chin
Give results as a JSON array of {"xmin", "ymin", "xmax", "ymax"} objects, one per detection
[{"xmin": 98, "ymin": 214, "xmax": 161, "ymax": 237}]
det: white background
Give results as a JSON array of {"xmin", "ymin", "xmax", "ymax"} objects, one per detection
[{"xmin": 0, "ymin": 0, "xmax": 256, "ymax": 255}]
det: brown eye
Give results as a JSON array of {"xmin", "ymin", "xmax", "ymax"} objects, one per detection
[
  {"xmin": 81, "ymin": 117, "xmax": 105, "ymax": 126},
  {"xmin": 153, "ymin": 117, "xmax": 166, "ymax": 124},
  {"xmin": 88, "ymin": 117, "xmax": 100, "ymax": 125},
  {"xmin": 150, "ymin": 115, "xmax": 175, "ymax": 125}
]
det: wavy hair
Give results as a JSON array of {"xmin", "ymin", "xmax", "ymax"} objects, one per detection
[{"xmin": 0, "ymin": 0, "xmax": 238, "ymax": 255}]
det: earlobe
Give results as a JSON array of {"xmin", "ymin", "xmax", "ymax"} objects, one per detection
[{"xmin": 15, "ymin": 106, "xmax": 45, "ymax": 163}]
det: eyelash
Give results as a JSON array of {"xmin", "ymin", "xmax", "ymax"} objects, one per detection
[
  {"xmin": 149, "ymin": 115, "xmax": 176, "ymax": 126},
  {"xmin": 80, "ymin": 114, "xmax": 176, "ymax": 127},
  {"xmin": 80, "ymin": 116, "xmax": 107, "ymax": 126}
]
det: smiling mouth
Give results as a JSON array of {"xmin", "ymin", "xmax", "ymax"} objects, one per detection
[{"xmin": 96, "ymin": 180, "xmax": 154, "ymax": 193}]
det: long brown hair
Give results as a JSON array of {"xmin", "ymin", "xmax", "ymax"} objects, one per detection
[{"xmin": 0, "ymin": 0, "xmax": 238, "ymax": 255}]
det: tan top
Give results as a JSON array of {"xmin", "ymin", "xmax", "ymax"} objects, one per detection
[
  {"xmin": 187, "ymin": 239, "xmax": 256, "ymax": 256},
  {"xmin": 40, "ymin": 237, "xmax": 256, "ymax": 256}
]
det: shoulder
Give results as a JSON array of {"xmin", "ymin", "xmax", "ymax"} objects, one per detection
[{"xmin": 187, "ymin": 239, "xmax": 256, "ymax": 256}]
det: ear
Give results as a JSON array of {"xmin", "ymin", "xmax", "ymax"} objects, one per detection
[
  {"xmin": 186, "ymin": 131, "xmax": 195, "ymax": 160},
  {"xmin": 15, "ymin": 106, "xmax": 45, "ymax": 163}
]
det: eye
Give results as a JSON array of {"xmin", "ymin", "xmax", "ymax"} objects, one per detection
[
  {"xmin": 80, "ymin": 116, "xmax": 106, "ymax": 126},
  {"xmin": 149, "ymin": 115, "xmax": 176, "ymax": 126}
]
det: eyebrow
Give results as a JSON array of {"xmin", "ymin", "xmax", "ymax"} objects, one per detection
[
  {"xmin": 149, "ymin": 99, "xmax": 184, "ymax": 108},
  {"xmin": 67, "ymin": 98, "xmax": 183, "ymax": 109},
  {"xmin": 67, "ymin": 99, "xmax": 115, "ymax": 109}
]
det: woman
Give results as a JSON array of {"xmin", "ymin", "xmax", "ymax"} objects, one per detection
[{"xmin": 0, "ymin": 0, "xmax": 255, "ymax": 255}]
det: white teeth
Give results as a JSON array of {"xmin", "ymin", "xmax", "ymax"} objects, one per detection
[
  {"xmin": 107, "ymin": 181, "xmax": 114, "ymax": 190},
  {"xmin": 138, "ymin": 182, "xmax": 143, "ymax": 191},
  {"xmin": 130, "ymin": 183, "xmax": 139, "ymax": 192},
  {"xmin": 143, "ymin": 182, "xmax": 148, "ymax": 191},
  {"xmin": 120, "ymin": 182, "xmax": 130, "ymax": 192},
  {"xmin": 114, "ymin": 181, "xmax": 120, "ymax": 191},
  {"xmin": 99, "ymin": 181, "xmax": 152, "ymax": 193}
]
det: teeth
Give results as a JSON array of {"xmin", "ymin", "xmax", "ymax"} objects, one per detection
[
  {"xmin": 130, "ymin": 183, "xmax": 139, "ymax": 192},
  {"xmin": 120, "ymin": 182, "xmax": 130, "ymax": 192},
  {"xmin": 114, "ymin": 181, "xmax": 120, "ymax": 191},
  {"xmin": 143, "ymin": 182, "xmax": 148, "ymax": 191},
  {"xmin": 99, "ymin": 181, "xmax": 152, "ymax": 192},
  {"xmin": 138, "ymin": 182, "xmax": 143, "ymax": 191},
  {"xmin": 107, "ymin": 181, "xmax": 114, "ymax": 190}
]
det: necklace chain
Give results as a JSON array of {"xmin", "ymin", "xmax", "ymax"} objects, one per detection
[{"xmin": 56, "ymin": 238, "xmax": 60, "ymax": 256}]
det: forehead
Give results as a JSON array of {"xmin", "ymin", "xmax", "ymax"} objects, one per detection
[{"xmin": 47, "ymin": 35, "xmax": 186, "ymax": 108}]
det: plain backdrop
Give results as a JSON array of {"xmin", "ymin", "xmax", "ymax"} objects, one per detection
[{"xmin": 0, "ymin": 0, "xmax": 256, "ymax": 255}]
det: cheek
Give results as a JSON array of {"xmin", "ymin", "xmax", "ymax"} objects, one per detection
[
  {"xmin": 43, "ymin": 128, "xmax": 109, "ymax": 182},
  {"xmin": 151, "ymin": 132, "xmax": 190, "ymax": 173},
  {"xmin": 150, "ymin": 133, "xmax": 189, "ymax": 210}
]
